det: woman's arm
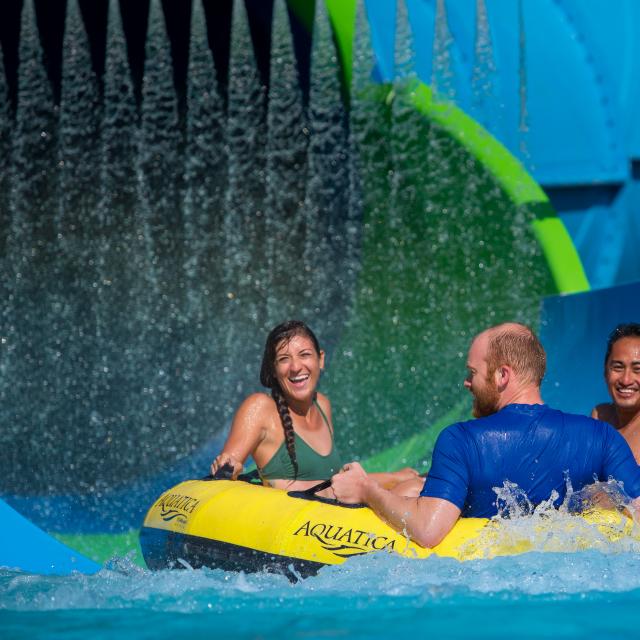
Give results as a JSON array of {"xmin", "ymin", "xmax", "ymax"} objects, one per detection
[{"xmin": 210, "ymin": 393, "xmax": 271, "ymax": 479}]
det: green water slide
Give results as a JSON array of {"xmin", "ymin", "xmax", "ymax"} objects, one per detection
[
  {"xmin": 4, "ymin": 0, "xmax": 592, "ymax": 576},
  {"xmin": 314, "ymin": 0, "xmax": 589, "ymax": 471}
]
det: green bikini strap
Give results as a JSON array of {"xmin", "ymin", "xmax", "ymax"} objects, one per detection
[{"xmin": 313, "ymin": 398, "xmax": 333, "ymax": 436}]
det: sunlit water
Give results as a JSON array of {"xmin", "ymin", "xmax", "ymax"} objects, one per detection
[
  {"xmin": 5, "ymin": 485, "xmax": 640, "ymax": 639},
  {"xmin": 3, "ymin": 550, "xmax": 640, "ymax": 640},
  {"xmin": 2, "ymin": 3, "xmax": 625, "ymax": 637}
]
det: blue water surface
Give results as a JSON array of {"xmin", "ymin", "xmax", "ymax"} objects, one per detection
[{"xmin": 3, "ymin": 549, "xmax": 640, "ymax": 640}]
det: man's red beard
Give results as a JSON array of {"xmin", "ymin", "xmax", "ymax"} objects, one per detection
[{"xmin": 472, "ymin": 371, "xmax": 500, "ymax": 418}]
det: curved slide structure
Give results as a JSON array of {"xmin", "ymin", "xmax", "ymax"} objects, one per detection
[
  {"xmin": 0, "ymin": 499, "xmax": 99, "ymax": 575},
  {"xmin": 324, "ymin": 0, "xmax": 587, "ymax": 463},
  {"xmin": 2, "ymin": 0, "xmax": 638, "ymax": 575}
]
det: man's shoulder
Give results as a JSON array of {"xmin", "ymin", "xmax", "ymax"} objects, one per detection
[
  {"xmin": 545, "ymin": 405, "xmax": 607, "ymax": 426},
  {"xmin": 433, "ymin": 421, "xmax": 470, "ymax": 448},
  {"xmin": 442, "ymin": 404, "xmax": 612, "ymax": 436},
  {"xmin": 441, "ymin": 409, "xmax": 513, "ymax": 435},
  {"xmin": 451, "ymin": 404, "xmax": 608, "ymax": 431},
  {"xmin": 437, "ymin": 416, "xmax": 485, "ymax": 447},
  {"xmin": 534, "ymin": 405, "xmax": 617, "ymax": 440}
]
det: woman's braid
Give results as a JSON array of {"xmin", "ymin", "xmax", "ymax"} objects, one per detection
[{"xmin": 271, "ymin": 386, "xmax": 298, "ymax": 479}]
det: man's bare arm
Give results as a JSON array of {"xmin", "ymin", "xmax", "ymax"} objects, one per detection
[{"xmin": 332, "ymin": 462, "xmax": 461, "ymax": 548}]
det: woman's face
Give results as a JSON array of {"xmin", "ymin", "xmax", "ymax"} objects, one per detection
[{"xmin": 274, "ymin": 334, "xmax": 324, "ymax": 406}]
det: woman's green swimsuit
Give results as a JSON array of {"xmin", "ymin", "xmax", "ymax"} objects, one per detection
[{"xmin": 259, "ymin": 400, "xmax": 343, "ymax": 481}]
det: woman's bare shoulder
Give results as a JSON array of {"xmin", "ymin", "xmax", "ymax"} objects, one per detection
[
  {"xmin": 315, "ymin": 392, "xmax": 332, "ymax": 415},
  {"xmin": 218, "ymin": 393, "xmax": 277, "ymax": 463},
  {"xmin": 237, "ymin": 392, "xmax": 275, "ymax": 413},
  {"xmin": 229, "ymin": 393, "xmax": 277, "ymax": 438}
]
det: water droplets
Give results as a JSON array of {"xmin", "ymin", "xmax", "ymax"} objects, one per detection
[{"xmin": 2, "ymin": 1, "xmax": 555, "ymax": 501}]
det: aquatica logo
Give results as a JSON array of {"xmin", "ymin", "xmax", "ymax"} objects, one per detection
[
  {"xmin": 293, "ymin": 520, "xmax": 396, "ymax": 558},
  {"xmin": 156, "ymin": 493, "xmax": 201, "ymax": 523}
]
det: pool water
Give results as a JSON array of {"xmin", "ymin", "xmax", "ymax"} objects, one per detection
[
  {"xmin": 4, "ymin": 484, "xmax": 640, "ymax": 639},
  {"xmin": 2, "ymin": 548, "xmax": 640, "ymax": 640}
]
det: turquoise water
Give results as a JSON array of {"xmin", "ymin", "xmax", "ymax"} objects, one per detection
[{"xmin": 3, "ymin": 549, "xmax": 640, "ymax": 639}]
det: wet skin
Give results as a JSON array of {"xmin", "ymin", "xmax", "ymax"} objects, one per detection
[
  {"xmin": 464, "ymin": 332, "xmax": 500, "ymax": 418},
  {"xmin": 592, "ymin": 336, "xmax": 640, "ymax": 462},
  {"xmin": 606, "ymin": 337, "xmax": 640, "ymax": 421}
]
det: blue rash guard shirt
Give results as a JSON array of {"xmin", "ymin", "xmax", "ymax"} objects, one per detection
[{"xmin": 420, "ymin": 404, "xmax": 640, "ymax": 518}]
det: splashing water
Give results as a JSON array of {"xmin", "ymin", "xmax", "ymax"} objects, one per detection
[
  {"xmin": 431, "ymin": 0, "xmax": 457, "ymax": 104},
  {"xmin": 4, "ymin": 479, "xmax": 640, "ymax": 637},
  {"xmin": 3, "ymin": 546, "xmax": 640, "ymax": 639},
  {"xmin": 0, "ymin": 4, "xmax": 637, "ymax": 637},
  {"xmin": 460, "ymin": 479, "xmax": 640, "ymax": 560},
  {"xmin": 1, "ymin": 0, "xmax": 555, "ymax": 537},
  {"xmin": 0, "ymin": 1, "xmax": 360, "ymax": 499},
  {"xmin": 471, "ymin": 0, "xmax": 502, "ymax": 138}
]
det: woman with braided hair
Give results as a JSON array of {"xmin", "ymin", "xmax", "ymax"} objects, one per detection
[{"xmin": 211, "ymin": 320, "xmax": 419, "ymax": 493}]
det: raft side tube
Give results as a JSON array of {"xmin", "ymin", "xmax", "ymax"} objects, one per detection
[
  {"xmin": 140, "ymin": 526, "xmax": 326, "ymax": 579},
  {"xmin": 139, "ymin": 480, "xmax": 491, "ymax": 571},
  {"xmin": 140, "ymin": 480, "xmax": 640, "ymax": 576}
]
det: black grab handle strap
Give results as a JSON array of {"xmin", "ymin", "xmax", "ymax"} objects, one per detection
[
  {"xmin": 205, "ymin": 468, "xmax": 364, "ymax": 507},
  {"xmin": 203, "ymin": 464, "xmax": 261, "ymax": 483},
  {"xmin": 288, "ymin": 479, "xmax": 365, "ymax": 509},
  {"xmin": 210, "ymin": 463, "xmax": 234, "ymax": 480},
  {"xmin": 297, "ymin": 479, "xmax": 332, "ymax": 496}
]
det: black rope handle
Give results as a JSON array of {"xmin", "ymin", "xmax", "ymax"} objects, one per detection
[{"xmin": 288, "ymin": 479, "xmax": 365, "ymax": 509}]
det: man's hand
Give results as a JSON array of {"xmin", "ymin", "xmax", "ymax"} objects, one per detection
[
  {"xmin": 331, "ymin": 461, "xmax": 373, "ymax": 504},
  {"xmin": 333, "ymin": 460, "xmax": 461, "ymax": 548}
]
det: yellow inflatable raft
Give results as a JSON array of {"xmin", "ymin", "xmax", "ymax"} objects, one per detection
[{"xmin": 140, "ymin": 478, "xmax": 640, "ymax": 578}]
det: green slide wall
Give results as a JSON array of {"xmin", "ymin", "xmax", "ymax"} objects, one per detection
[{"xmin": 318, "ymin": 0, "xmax": 589, "ymax": 470}]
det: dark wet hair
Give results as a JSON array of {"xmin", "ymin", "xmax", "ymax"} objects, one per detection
[
  {"xmin": 604, "ymin": 323, "xmax": 640, "ymax": 368},
  {"xmin": 259, "ymin": 320, "xmax": 321, "ymax": 479}
]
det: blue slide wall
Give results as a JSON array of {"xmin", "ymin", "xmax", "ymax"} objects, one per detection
[
  {"xmin": 365, "ymin": 0, "xmax": 640, "ymax": 290},
  {"xmin": 541, "ymin": 281, "xmax": 640, "ymax": 416},
  {"xmin": 0, "ymin": 499, "xmax": 99, "ymax": 575}
]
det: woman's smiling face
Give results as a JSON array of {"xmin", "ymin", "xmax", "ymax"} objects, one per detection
[{"xmin": 274, "ymin": 334, "xmax": 324, "ymax": 406}]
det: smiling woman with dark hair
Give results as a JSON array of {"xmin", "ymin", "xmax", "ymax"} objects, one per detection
[{"xmin": 211, "ymin": 320, "xmax": 419, "ymax": 492}]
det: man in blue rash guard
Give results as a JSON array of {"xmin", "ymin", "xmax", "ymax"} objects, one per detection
[{"xmin": 331, "ymin": 322, "xmax": 640, "ymax": 548}]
